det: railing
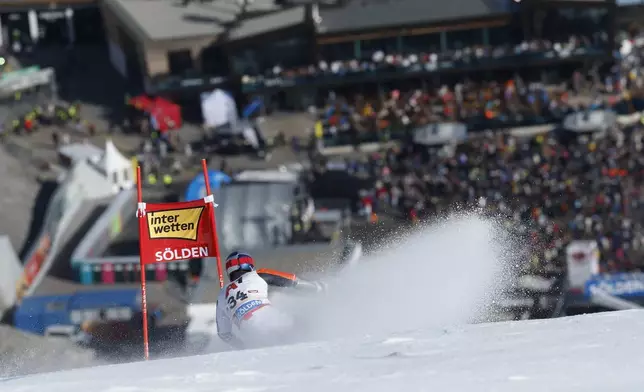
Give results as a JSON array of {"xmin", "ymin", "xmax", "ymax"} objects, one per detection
[
  {"xmin": 319, "ymin": 110, "xmax": 574, "ymax": 148},
  {"xmin": 147, "ymin": 73, "xmax": 228, "ymax": 94},
  {"xmin": 140, "ymin": 47, "xmax": 607, "ymax": 94},
  {"xmin": 242, "ymin": 47, "xmax": 607, "ymax": 92},
  {"xmin": 318, "ymin": 94, "xmax": 644, "ymax": 149}
]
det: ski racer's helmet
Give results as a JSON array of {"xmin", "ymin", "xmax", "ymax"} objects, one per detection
[{"xmin": 225, "ymin": 251, "xmax": 255, "ymax": 281}]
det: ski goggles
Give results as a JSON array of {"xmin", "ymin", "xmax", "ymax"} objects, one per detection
[
  {"xmin": 226, "ymin": 253, "xmax": 255, "ymax": 275},
  {"xmin": 226, "ymin": 262, "xmax": 254, "ymax": 277}
]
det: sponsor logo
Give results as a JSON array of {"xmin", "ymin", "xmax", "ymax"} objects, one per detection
[
  {"xmin": 586, "ymin": 273, "xmax": 644, "ymax": 297},
  {"xmin": 155, "ymin": 246, "xmax": 209, "ymax": 262},
  {"xmin": 234, "ymin": 300, "xmax": 263, "ymax": 319},
  {"xmin": 147, "ymin": 207, "xmax": 204, "ymax": 241}
]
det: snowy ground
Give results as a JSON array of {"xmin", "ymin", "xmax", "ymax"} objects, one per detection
[
  {"xmin": 2, "ymin": 310, "xmax": 644, "ymax": 391},
  {"xmin": 184, "ymin": 303, "xmax": 228, "ymax": 354},
  {"xmin": 0, "ymin": 326, "xmax": 98, "ymax": 379},
  {"xmin": 5, "ymin": 214, "xmax": 611, "ymax": 390}
]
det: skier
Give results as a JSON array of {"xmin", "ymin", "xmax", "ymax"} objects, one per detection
[{"xmin": 216, "ymin": 251, "xmax": 325, "ymax": 349}]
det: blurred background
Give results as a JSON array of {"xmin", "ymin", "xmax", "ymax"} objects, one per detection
[{"xmin": 1, "ymin": 0, "xmax": 644, "ymax": 377}]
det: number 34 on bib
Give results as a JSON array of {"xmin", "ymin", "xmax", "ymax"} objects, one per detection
[{"xmin": 227, "ymin": 290, "xmax": 248, "ymax": 309}]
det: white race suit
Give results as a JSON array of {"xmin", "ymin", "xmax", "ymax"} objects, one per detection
[{"xmin": 216, "ymin": 270, "xmax": 295, "ymax": 348}]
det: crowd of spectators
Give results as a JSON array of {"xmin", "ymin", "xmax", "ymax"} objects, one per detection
[
  {"xmin": 303, "ymin": 29, "xmax": 644, "ymax": 277},
  {"xmin": 309, "ymin": 29, "xmax": 644, "ymax": 148},
  {"xmin": 313, "ymin": 80, "xmax": 583, "ymax": 147},
  {"xmin": 243, "ymin": 35, "xmax": 605, "ymax": 89},
  {"xmin": 332, "ymin": 124, "xmax": 644, "ymax": 276}
]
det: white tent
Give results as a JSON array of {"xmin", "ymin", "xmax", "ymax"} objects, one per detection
[
  {"xmin": 93, "ymin": 140, "xmax": 134, "ymax": 194},
  {"xmin": 63, "ymin": 158, "xmax": 115, "ymax": 206},
  {"xmin": 200, "ymin": 89, "xmax": 239, "ymax": 129}
]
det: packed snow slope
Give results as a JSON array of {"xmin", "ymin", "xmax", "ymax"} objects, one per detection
[{"xmin": 3, "ymin": 310, "xmax": 644, "ymax": 392}]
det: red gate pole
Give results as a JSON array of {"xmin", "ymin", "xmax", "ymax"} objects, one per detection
[
  {"xmin": 201, "ymin": 159, "xmax": 224, "ymax": 288},
  {"xmin": 136, "ymin": 166, "xmax": 150, "ymax": 360}
]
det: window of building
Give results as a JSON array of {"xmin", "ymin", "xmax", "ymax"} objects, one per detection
[
  {"xmin": 264, "ymin": 37, "xmax": 310, "ymax": 68},
  {"xmin": 401, "ymin": 33, "xmax": 442, "ymax": 54},
  {"xmin": 73, "ymin": 7, "xmax": 105, "ymax": 45},
  {"xmin": 488, "ymin": 25, "xmax": 521, "ymax": 46},
  {"xmin": 539, "ymin": 6, "xmax": 610, "ymax": 43},
  {"xmin": 167, "ymin": 49, "xmax": 194, "ymax": 76},
  {"xmin": 319, "ymin": 42, "xmax": 354, "ymax": 61},
  {"xmin": 360, "ymin": 37, "xmax": 398, "ymax": 58},
  {"xmin": 116, "ymin": 26, "xmax": 143, "ymax": 88},
  {"xmin": 445, "ymin": 28, "xmax": 484, "ymax": 50},
  {"xmin": 230, "ymin": 49, "xmax": 261, "ymax": 75},
  {"xmin": 201, "ymin": 45, "xmax": 228, "ymax": 75}
]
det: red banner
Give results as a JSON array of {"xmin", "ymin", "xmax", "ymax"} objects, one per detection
[
  {"xmin": 138, "ymin": 199, "xmax": 216, "ymax": 265},
  {"xmin": 135, "ymin": 159, "xmax": 224, "ymax": 361}
]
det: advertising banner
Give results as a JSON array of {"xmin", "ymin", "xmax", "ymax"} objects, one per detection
[
  {"xmin": 135, "ymin": 159, "xmax": 223, "ymax": 360},
  {"xmin": 138, "ymin": 199, "xmax": 217, "ymax": 265},
  {"xmin": 585, "ymin": 272, "xmax": 644, "ymax": 298},
  {"xmin": 17, "ymin": 234, "xmax": 51, "ymax": 300}
]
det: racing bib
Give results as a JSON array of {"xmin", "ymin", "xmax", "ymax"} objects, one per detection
[
  {"xmin": 224, "ymin": 273, "xmax": 269, "ymax": 321},
  {"xmin": 234, "ymin": 300, "xmax": 264, "ymax": 320}
]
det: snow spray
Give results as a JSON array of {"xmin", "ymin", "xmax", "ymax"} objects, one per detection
[{"xmin": 289, "ymin": 212, "xmax": 520, "ymax": 341}]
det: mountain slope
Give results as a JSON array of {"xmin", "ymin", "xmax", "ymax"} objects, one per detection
[{"xmin": 2, "ymin": 310, "xmax": 643, "ymax": 392}]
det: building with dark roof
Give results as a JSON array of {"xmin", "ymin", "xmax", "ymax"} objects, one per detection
[
  {"xmin": 101, "ymin": 0, "xmax": 316, "ymax": 93},
  {"xmin": 100, "ymin": 0, "xmax": 617, "ymax": 98},
  {"xmin": 308, "ymin": 0, "xmax": 616, "ymax": 69},
  {"xmin": 315, "ymin": 0, "xmax": 511, "ymax": 35}
]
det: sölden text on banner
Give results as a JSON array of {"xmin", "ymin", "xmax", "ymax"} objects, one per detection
[{"xmin": 138, "ymin": 199, "xmax": 216, "ymax": 264}]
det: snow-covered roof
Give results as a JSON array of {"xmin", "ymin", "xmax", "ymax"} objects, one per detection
[
  {"xmin": 63, "ymin": 159, "xmax": 114, "ymax": 202},
  {"xmin": 79, "ymin": 139, "xmax": 135, "ymax": 193},
  {"xmin": 58, "ymin": 142, "xmax": 103, "ymax": 164},
  {"xmin": 43, "ymin": 158, "xmax": 113, "ymax": 236}
]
